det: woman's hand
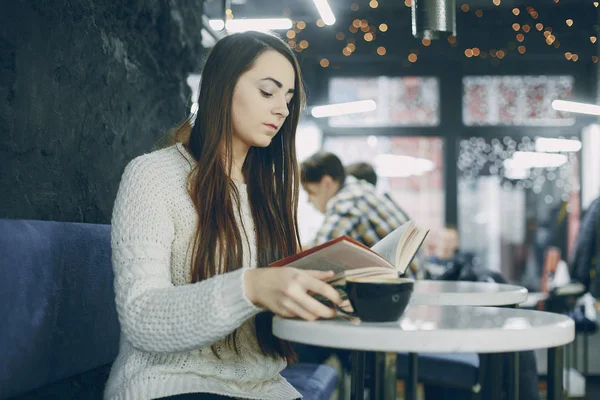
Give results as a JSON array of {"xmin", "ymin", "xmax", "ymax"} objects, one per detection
[{"xmin": 244, "ymin": 267, "xmax": 342, "ymax": 321}]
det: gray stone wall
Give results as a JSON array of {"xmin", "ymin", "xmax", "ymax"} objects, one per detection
[{"xmin": 0, "ymin": 0, "xmax": 205, "ymax": 223}]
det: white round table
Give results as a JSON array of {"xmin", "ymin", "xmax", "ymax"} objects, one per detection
[
  {"xmin": 395, "ymin": 280, "xmax": 528, "ymax": 399},
  {"xmin": 411, "ymin": 280, "xmax": 528, "ymax": 306},
  {"xmin": 274, "ymin": 305, "xmax": 574, "ymax": 400}
]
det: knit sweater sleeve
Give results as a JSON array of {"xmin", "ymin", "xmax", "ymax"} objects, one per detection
[{"xmin": 110, "ymin": 156, "xmax": 262, "ymax": 354}]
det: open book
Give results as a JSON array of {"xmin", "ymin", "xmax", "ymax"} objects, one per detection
[{"xmin": 270, "ymin": 220, "xmax": 429, "ymax": 286}]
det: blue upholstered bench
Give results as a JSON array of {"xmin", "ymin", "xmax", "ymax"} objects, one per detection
[
  {"xmin": 281, "ymin": 363, "xmax": 338, "ymax": 400},
  {"xmin": 0, "ymin": 219, "xmax": 337, "ymax": 400}
]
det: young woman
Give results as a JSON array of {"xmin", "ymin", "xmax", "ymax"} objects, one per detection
[{"xmin": 104, "ymin": 31, "xmax": 342, "ymax": 400}]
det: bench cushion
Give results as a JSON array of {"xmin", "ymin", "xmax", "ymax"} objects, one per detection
[
  {"xmin": 0, "ymin": 219, "xmax": 119, "ymax": 399},
  {"xmin": 281, "ymin": 363, "xmax": 338, "ymax": 400},
  {"xmin": 396, "ymin": 352, "xmax": 480, "ymax": 389}
]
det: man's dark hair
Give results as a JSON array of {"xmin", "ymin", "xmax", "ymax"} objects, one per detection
[
  {"xmin": 300, "ymin": 152, "xmax": 346, "ymax": 185},
  {"xmin": 345, "ymin": 162, "xmax": 378, "ymax": 186}
]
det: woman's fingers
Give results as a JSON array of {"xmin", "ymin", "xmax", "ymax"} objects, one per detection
[
  {"xmin": 278, "ymin": 297, "xmax": 319, "ymax": 321},
  {"xmin": 292, "ymin": 290, "xmax": 338, "ymax": 319},
  {"xmin": 247, "ymin": 267, "xmax": 343, "ymax": 320},
  {"xmin": 303, "ymin": 270, "xmax": 335, "ymax": 281},
  {"xmin": 283, "ymin": 272, "xmax": 341, "ymax": 319},
  {"xmin": 301, "ymin": 272, "xmax": 343, "ymax": 306}
]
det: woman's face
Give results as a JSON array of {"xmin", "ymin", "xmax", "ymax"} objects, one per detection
[{"xmin": 230, "ymin": 50, "xmax": 296, "ymax": 150}]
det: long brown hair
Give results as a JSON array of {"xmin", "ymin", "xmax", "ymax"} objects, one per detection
[{"xmin": 168, "ymin": 31, "xmax": 305, "ymax": 362}]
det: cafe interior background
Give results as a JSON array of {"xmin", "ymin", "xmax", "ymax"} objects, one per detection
[{"xmin": 3, "ymin": 0, "xmax": 600, "ymax": 398}]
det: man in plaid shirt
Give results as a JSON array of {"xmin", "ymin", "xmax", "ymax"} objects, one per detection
[
  {"xmin": 301, "ymin": 151, "xmax": 409, "ymax": 248},
  {"xmin": 296, "ymin": 151, "xmax": 414, "ymax": 373}
]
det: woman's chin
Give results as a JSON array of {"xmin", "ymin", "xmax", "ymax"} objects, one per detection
[{"xmin": 253, "ymin": 137, "xmax": 275, "ymax": 148}]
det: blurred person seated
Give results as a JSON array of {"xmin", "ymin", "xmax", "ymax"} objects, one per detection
[
  {"xmin": 425, "ymin": 226, "xmax": 463, "ymax": 279},
  {"xmin": 426, "ymin": 226, "xmax": 504, "ymax": 283}
]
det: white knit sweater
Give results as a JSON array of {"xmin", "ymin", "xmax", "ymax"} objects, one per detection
[{"xmin": 104, "ymin": 143, "xmax": 301, "ymax": 400}]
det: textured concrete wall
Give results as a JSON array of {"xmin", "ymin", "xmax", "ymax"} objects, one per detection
[{"xmin": 0, "ymin": 0, "xmax": 205, "ymax": 223}]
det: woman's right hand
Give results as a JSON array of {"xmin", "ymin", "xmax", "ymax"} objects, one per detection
[{"xmin": 244, "ymin": 267, "xmax": 342, "ymax": 321}]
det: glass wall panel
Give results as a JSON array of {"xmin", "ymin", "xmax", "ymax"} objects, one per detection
[{"xmin": 457, "ymin": 135, "xmax": 581, "ymax": 290}]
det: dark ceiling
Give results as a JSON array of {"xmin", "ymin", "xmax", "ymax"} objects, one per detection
[{"xmin": 203, "ymin": 0, "xmax": 599, "ymax": 68}]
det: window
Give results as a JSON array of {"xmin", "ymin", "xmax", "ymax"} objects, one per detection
[
  {"xmin": 328, "ymin": 77, "xmax": 440, "ymax": 127},
  {"xmin": 463, "ymin": 75, "xmax": 575, "ymax": 126}
]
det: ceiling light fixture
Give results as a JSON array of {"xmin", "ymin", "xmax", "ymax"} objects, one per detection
[
  {"xmin": 374, "ymin": 154, "xmax": 436, "ymax": 177},
  {"xmin": 312, "ymin": 0, "xmax": 336, "ymax": 25},
  {"xmin": 311, "ymin": 100, "xmax": 376, "ymax": 118},
  {"xmin": 552, "ymin": 99, "xmax": 600, "ymax": 116},
  {"xmin": 209, "ymin": 18, "xmax": 293, "ymax": 32},
  {"xmin": 535, "ymin": 137, "xmax": 582, "ymax": 152},
  {"xmin": 411, "ymin": 0, "xmax": 456, "ymax": 39},
  {"xmin": 504, "ymin": 152, "xmax": 568, "ymax": 169}
]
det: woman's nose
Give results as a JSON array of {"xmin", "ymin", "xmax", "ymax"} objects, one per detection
[{"xmin": 274, "ymin": 100, "xmax": 289, "ymax": 118}]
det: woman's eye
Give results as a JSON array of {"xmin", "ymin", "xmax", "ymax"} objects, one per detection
[{"xmin": 259, "ymin": 90, "xmax": 273, "ymax": 98}]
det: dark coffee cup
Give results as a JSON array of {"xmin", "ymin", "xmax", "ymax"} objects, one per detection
[{"xmin": 344, "ymin": 277, "xmax": 414, "ymax": 322}]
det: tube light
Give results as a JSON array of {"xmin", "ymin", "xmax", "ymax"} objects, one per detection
[
  {"xmin": 374, "ymin": 154, "xmax": 435, "ymax": 178},
  {"xmin": 311, "ymin": 100, "xmax": 377, "ymax": 118},
  {"xmin": 209, "ymin": 18, "xmax": 293, "ymax": 32},
  {"xmin": 312, "ymin": 0, "xmax": 336, "ymax": 25},
  {"xmin": 535, "ymin": 137, "xmax": 582, "ymax": 153},
  {"xmin": 504, "ymin": 152, "xmax": 568, "ymax": 169},
  {"xmin": 552, "ymin": 100, "xmax": 600, "ymax": 116}
]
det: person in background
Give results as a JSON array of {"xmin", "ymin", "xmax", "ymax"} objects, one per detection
[
  {"xmin": 300, "ymin": 153, "xmax": 409, "ymax": 249},
  {"xmin": 104, "ymin": 31, "xmax": 342, "ymax": 400},
  {"xmin": 345, "ymin": 161, "xmax": 411, "ymax": 223},
  {"xmin": 296, "ymin": 152, "xmax": 412, "ymax": 379},
  {"xmin": 344, "ymin": 161, "xmax": 422, "ymax": 278},
  {"xmin": 424, "ymin": 226, "xmax": 464, "ymax": 279}
]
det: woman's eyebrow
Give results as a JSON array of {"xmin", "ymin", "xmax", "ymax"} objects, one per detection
[{"xmin": 261, "ymin": 77, "xmax": 295, "ymax": 94}]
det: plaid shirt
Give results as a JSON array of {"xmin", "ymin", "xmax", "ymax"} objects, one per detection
[{"xmin": 311, "ymin": 176, "xmax": 410, "ymax": 248}]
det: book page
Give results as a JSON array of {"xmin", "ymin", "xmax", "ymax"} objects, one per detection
[
  {"xmin": 327, "ymin": 267, "xmax": 398, "ymax": 285},
  {"xmin": 370, "ymin": 222, "xmax": 411, "ymax": 266},
  {"xmin": 281, "ymin": 240, "xmax": 394, "ymax": 275},
  {"xmin": 396, "ymin": 227, "xmax": 429, "ymax": 274},
  {"xmin": 370, "ymin": 220, "xmax": 429, "ymax": 276}
]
